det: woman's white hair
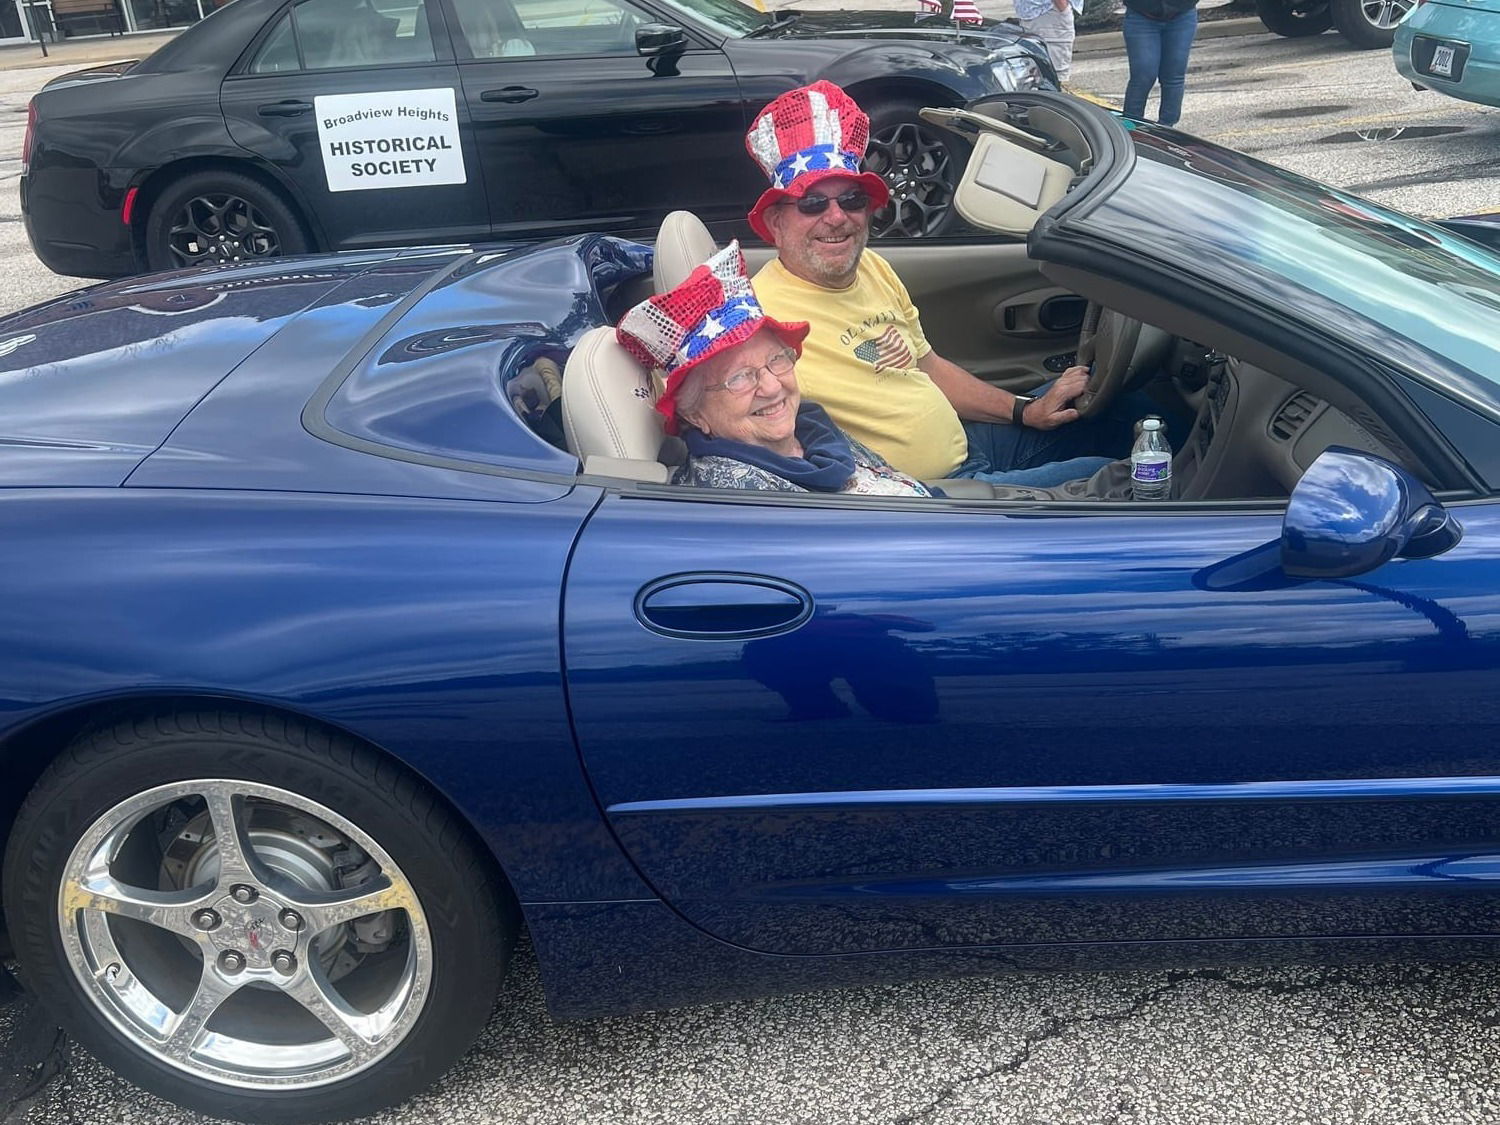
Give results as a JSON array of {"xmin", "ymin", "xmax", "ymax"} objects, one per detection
[{"xmin": 673, "ymin": 367, "xmax": 710, "ymax": 430}]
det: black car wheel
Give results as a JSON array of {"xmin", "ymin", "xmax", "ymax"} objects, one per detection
[
  {"xmin": 865, "ymin": 103, "xmax": 969, "ymax": 239},
  {"xmin": 1254, "ymin": 0, "xmax": 1333, "ymax": 36},
  {"xmin": 145, "ymin": 171, "xmax": 310, "ymax": 273},
  {"xmin": 1330, "ymin": 0, "xmax": 1410, "ymax": 47},
  {"xmin": 3, "ymin": 710, "xmax": 514, "ymax": 1124}
]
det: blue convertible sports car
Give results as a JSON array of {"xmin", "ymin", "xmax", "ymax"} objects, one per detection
[{"xmin": 3, "ymin": 92, "xmax": 1500, "ymax": 1122}]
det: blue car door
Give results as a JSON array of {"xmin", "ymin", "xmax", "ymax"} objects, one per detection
[{"xmin": 563, "ymin": 487, "xmax": 1500, "ymax": 956}]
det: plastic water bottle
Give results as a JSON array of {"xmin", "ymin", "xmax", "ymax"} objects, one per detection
[{"xmin": 1130, "ymin": 417, "xmax": 1172, "ymax": 500}]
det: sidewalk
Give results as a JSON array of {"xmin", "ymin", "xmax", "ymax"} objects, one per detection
[{"xmin": 0, "ymin": 28, "xmax": 176, "ymax": 71}]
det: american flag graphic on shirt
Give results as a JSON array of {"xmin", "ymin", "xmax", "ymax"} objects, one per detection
[{"xmin": 853, "ymin": 325, "xmax": 913, "ymax": 373}]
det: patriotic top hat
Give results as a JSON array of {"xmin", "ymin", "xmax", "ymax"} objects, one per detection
[
  {"xmin": 616, "ymin": 241, "xmax": 809, "ymax": 435},
  {"xmin": 745, "ymin": 81, "xmax": 891, "ymax": 244}
]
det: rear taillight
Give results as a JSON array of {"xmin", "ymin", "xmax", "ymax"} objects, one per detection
[{"xmin": 21, "ymin": 100, "xmax": 35, "ymax": 174}]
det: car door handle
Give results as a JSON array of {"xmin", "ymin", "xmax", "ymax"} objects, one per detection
[
  {"xmin": 635, "ymin": 574, "xmax": 813, "ymax": 640},
  {"xmin": 257, "ymin": 100, "xmax": 313, "ymax": 117},
  {"xmin": 480, "ymin": 86, "xmax": 540, "ymax": 103}
]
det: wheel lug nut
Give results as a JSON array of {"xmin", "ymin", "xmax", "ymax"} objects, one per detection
[
  {"xmin": 218, "ymin": 950, "xmax": 246, "ymax": 975},
  {"xmin": 230, "ymin": 884, "xmax": 258, "ymax": 904},
  {"xmin": 278, "ymin": 909, "xmax": 304, "ymax": 932},
  {"xmin": 192, "ymin": 909, "xmax": 221, "ymax": 931},
  {"xmin": 271, "ymin": 950, "xmax": 297, "ymax": 975}
]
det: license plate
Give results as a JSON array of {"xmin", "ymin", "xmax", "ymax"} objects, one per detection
[{"xmin": 1431, "ymin": 43, "xmax": 1456, "ymax": 76}]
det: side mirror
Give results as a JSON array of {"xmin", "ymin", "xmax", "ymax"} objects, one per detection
[
  {"xmin": 636, "ymin": 23, "xmax": 687, "ymax": 56},
  {"xmin": 1281, "ymin": 447, "xmax": 1462, "ymax": 580}
]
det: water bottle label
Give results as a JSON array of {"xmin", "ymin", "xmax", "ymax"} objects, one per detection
[{"xmin": 1132, "ymin": 460, "xmax": 1170, "ymax": 483}]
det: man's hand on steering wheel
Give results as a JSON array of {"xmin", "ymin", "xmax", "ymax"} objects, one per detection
[{"xmin": 1020, "ymin": 366, "xmax": 1089, "ymax": 430}]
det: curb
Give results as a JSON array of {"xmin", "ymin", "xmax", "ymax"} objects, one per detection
[{"xmin": 1074, "ymin": 13, "xmax": 1266, "ymax": 53}]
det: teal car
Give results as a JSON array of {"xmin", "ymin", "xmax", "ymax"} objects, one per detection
[{"xmin": 1395, "ymin": 0, "xmax": 1500, "ymax": 107}]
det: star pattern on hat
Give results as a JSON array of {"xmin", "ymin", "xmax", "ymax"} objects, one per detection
[
  {"xmin": 680, "ymin": 297, "xmax": 761, "ymax": 363},
  {"xmin": 772, "ymin": 146, "xmax": 862, "ymax": 189}
]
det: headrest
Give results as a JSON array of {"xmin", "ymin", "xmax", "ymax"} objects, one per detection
[
  {"xmin": 561, "ymin": 326, "xmax": 665, "ymax": 463},
  {"xmin": 654, "ymin": 211, "xmax": 717, "ymax": 294}
]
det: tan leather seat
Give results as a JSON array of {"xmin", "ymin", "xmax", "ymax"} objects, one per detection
[
  {"xmin": 561, "ymin": 327, "xmax": 670, "ymax": 483},
  {"xmin": 558, "ymin": 213, "xmax": 713, "ymax": 483},
  {"xmin": 654, "ymin": 211, "xmax": 717, "ymax": 293}
]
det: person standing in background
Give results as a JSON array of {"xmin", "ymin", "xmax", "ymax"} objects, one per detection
[
  {"xmin": 1122, "ymin": 0, "xmax": 1200, "ymax": 127},
  {"xmin": 1014, "ymin": 0, "xmax": 1083, "ymax": 82}
]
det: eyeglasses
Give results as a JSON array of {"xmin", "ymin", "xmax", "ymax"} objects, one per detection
[
  {"xmin": 704, "ymin": 348, "xmax": 796, "ymax": 395},
  {"xmin": 783, "ymin": 189, "xmax": 871, "ymax": 217}
]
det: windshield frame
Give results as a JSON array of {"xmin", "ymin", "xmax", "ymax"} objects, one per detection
[{"xmin": 1046, "ymin": 112, "xmax": 1500, "ymax": 424}]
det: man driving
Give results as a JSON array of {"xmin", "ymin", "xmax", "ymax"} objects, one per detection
[{"xmin": 745, "ymin": 81, "xmax": 1132, "ymax": 487}]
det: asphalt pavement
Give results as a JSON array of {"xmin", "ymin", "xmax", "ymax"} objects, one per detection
[{"xmin": 5, "ymin": 18, "xmax": 1500, "ymax": 1125}]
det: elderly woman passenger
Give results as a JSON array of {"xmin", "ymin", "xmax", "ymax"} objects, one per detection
[{"xmin": 616, "ymin": 242, "xmax": 936, "ymax": 497}]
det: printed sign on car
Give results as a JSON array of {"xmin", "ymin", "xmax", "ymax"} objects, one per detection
[{"xmin": 314, "ymin": 88, "xmax": 466, "ymax": 193}]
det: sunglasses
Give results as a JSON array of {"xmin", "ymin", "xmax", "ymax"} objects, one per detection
[{"xmin": 784, "ymin": 189, "xmax": 872, "ymax": 217}]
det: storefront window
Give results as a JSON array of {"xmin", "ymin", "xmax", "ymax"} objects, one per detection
[{"xmin": 124, "ymin": 0, "xmax": 200, "ymax": 30}]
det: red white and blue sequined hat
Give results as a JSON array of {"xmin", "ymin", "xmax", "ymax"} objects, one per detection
[
  {"xmin": 745, "ymin": 80, "xmax": 891, "ymax": 244},
  {"xmin": 615, "ymin": 241, "xmax": 809, "ymax": 435}
]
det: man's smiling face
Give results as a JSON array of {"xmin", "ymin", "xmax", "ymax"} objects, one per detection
[{"xmin": 763, "ymin": 175, "xmax": 871, "ymax": 290}]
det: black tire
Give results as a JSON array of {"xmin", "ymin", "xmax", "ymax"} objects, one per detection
[
  {"xmin": 865, "ymin": 101, "xmax": 970, "ymax": 239},
  {"xmin": 1330, "ymin": 0, "xmax": 1405, "ymax": 48},
  {"xmin": 144, "ymin": 170, "xmax": 310, "ymax": 273},
  {"xmin": 3, "ymin": 710, "xmax": 514, "ymax": 1124},
  {"xmin": 1255, "ymin": 0, "xmax": 1333, "ymax": 36}
]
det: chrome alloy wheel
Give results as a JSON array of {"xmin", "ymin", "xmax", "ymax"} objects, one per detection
[
  {"xmin": 57, "ymin": 779, "xmax": 432, "ymax": 1090},
  {"xmin": 1361, "ymin": 0, "xmax": 1411, "ymax": 26}
]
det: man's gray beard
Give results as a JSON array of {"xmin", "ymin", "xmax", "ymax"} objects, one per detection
[{"xmin": 807, "ymin": 233, "xmax": 867, "ymax": 288}]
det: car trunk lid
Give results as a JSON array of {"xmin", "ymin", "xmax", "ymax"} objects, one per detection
[
  {"xmin": 38, "ymin": 60, "xmax": 139, "ymax": 93},
  {"xmin": 0, "ymin": 255, "xmax": 402, "ymax": 486}
]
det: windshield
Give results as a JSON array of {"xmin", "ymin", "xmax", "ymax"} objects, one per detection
[
  {"xmin": 650, "ymin": 0, "xmax": 768, "ymax": 37},
  {"xmin": 1084, "ymin": 126, "xmax": 1500, "ymax": 414}
]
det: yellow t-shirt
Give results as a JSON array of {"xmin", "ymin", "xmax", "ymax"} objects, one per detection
[{"xmin": 752, "ymin": 252, "xmax": 968, "ymax": 481}]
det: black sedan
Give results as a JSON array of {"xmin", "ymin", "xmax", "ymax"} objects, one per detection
[{"xmin": 21, "ymin": 0, "xmax": 1057, "ymax": 279}]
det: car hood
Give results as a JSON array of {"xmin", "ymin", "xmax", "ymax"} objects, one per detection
[
  {"xmin": 1424, "ymin": 0, "xmax": 1500, "ymax": 12},
  {"xmin": 759, "ymin": 9, "xmax": 1027, "ymax": 45},
  {"xmin": 0, "ymin": 251, "xmax": 428, "ymax": 487}
]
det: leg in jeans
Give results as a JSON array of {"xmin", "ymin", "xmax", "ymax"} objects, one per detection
[
  {"xmin": 949, "ymin": 451, "xmax": 1114, "ymax": 488},
  {"xmin": 1121, "ymin": 10, "xmax": 1163, "ymax": 121},
  {"xmin": 958, "ymin": 375, "xmax": 1143, "ymax": 471},
  {"xmin": 1155, "ymin": 7, "xmax": 1198, "ymax": 126}
]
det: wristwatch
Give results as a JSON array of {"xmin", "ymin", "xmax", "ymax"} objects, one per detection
[{"xmin": 1011, "ymin": 394, "xmax": 1034, "ymax": 428}]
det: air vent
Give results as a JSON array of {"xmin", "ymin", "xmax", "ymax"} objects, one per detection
[{"xmin": 1270, "ymin": 392, "xmax": 1319, "ymax": 441}]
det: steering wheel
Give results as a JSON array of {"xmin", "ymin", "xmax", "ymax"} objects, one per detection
[{"xmin": 1072, "ymin": 302, "xmax": 1144, "ymax": 419}]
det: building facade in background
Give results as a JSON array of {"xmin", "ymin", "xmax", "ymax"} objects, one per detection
[{"xmin": 3, "ymin": 0, "xmax": 230, "ymax": 46}]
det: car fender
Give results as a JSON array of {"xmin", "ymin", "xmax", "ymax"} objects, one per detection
[
  {"xmin": 0, "ymin": 486, "xmax": 649, "ymax": 908},
  {"xmin": 110, "ymin": 110, "xmax": 244, "ymax": 173},
  {"xmin": 126, "ymin": 148, "xmax": 327, "ymax": 251},
  {"xmin": 821, "ymin": 41, "xmax": 993, "ymax": 102}
]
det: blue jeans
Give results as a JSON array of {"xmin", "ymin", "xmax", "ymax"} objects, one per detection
[
  {"xmin": 948, "ymin": 377, "xmax": 1148, "ymax": 487},
  {"xmin": 1123, "ymin": 7, "xmax": 1198, "ymax": 128}
]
